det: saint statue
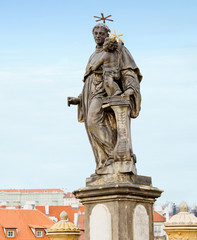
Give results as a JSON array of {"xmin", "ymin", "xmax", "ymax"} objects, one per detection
[{"xmin": 68, "ymin": 23, "xmax": 142, "ymax": 174}]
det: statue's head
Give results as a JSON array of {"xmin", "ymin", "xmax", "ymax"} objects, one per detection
[
  {"xmin": 103, "ymin": 37, "xmax": 118, "ymax": 52},
  {"xmin": 92, "ymin": 23, "xmax": 111, "ymax": 46}
]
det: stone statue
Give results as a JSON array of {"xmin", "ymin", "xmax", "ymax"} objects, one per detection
[
  {"xmin": 68, "ymin": 23, "xmax": 142, "ymax": 175},
  {"xmin": 72, "ymin": 20, "xmax": 162, "ymax": 240}
]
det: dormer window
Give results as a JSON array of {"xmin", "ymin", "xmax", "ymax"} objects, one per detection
[
  {"xmin": 5, "ymin": 229, "xmax": 16, "ymax": 238},
  {"xmin": 29, "ymin": 226, "xmax": 45, "ymax": 238},
  {"xmin": 7, "ymin": 231, "xmax": 14, "ymax": 237},
  {"xmin": 36, "ymin": 230, "xmax": 43, "ymax": 238}
]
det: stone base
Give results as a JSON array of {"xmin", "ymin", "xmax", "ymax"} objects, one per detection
[
  {"xmin": 96, "ymin": 160, "xmax": 137, "ymax": 175},
  {"xmin": 74, "ymin": 173, "xmax": 163, "ymax": 240},
  {"xmin": 86, "ymin": 173, "xmax": 152, "ymax": 187}
]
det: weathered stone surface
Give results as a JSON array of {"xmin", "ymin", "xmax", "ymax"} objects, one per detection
[
  {"xmin": 86, "ymin": 173, "xmax": 152, "ymax": 187},
  {"xmin": 68, "ymin": 23, "xmax": 142, "ymax": 173},
  {"xmin": 96, "ymin": 160, "xmax": 137, "ymax": 175},
  {"xmin": 67, "ymin": 20, "xmax": 162, "ymax": 240},
  {"xmin": 90, "ymin": 204, "xmax": 112, "ymax": 240},
  {"xmin": 74, "ymin": 178, "xmax": 162, "ymax": 240},
  {"xmin": 132, "ymin": 174, "xmax": 152, "ymax": 186},
  {"xmin": 133, "ymin": 204, "xmax": 149, "ymax": 240}
]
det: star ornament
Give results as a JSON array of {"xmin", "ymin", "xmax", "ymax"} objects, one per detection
[{"xmin": 109, "ymin": 29, "xmax": 124, "ymax": 42}]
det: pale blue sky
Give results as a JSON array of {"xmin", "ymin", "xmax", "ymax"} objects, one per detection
[{"xmin": 0, "ymin": 0, "xmax": 196, "ymax": 205}]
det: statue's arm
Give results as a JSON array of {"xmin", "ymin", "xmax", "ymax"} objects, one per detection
[
  {"xmin": 67, "ymin": 96, "xmax": 80, "ymax": 107},
  {"xmin": 121, "ymin": 88, "xmax": 134, "ymax": 97},
  {"xmin": 67, "ymin": 95, "xmax": 84, "ymax": 122},
  {"xmin": 91, "ymin": 57, "xmax": 104, "ymax": 71}
]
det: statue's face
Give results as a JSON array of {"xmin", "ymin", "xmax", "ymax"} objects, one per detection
[{"xmin": 93, "ymin": 27, "xmax": 108, "ymax": 46}]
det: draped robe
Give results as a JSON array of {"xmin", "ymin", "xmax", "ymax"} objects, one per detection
[{"xmin": 78, "ymin": 44, "xmax": 142, "ymax": 170}]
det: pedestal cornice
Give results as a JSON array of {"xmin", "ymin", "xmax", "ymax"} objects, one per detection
[{"xmin": 74, "ymin": 181, "xmax": 163, "ymax": 205}]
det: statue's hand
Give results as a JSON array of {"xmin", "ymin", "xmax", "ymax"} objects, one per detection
[
  {"xmin": 67, "ymin": 97, "xmax": 80, "ymax": 107},
  {"xmin": 91, "ymin": 65, "xmax": 96, "ymax": 71},
  {"xmin": 121, "ymin": 89, "xmax": 134, "ymax": 97}
]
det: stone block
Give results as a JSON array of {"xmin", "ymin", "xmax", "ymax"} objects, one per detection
[{"xmin": 74, "ymin": 174, "xmax": 162, "ymax": 240}]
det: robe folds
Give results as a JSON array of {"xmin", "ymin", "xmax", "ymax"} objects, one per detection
[{"xmin": 78, "ymin": 45, "xmax": 142, "ymax": 169}]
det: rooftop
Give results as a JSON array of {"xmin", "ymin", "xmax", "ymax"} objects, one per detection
[
  {"xmin": 153, "ymin": 210, "xmax": 166, "ymax": 222},
  {"xmin": 36, "ymin": 205, "xmax": 84, "ymax": 222},
  {"xmin": 0, "ymin": 208, "xmax": 54, "ymax": 240}
]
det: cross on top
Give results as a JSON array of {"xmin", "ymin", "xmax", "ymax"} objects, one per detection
[{"xmin": 94, "ymin": 13, "xmax": 113, "ymax": 23}]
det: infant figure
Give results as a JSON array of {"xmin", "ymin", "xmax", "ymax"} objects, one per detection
[{"xmin": 92, "ymin": 37, "xmax": 122, "ymax": 96}]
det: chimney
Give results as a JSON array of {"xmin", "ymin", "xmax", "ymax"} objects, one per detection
[{"xmin": 45, "ymin": 205, "xmax": 49, "ymax": 215}]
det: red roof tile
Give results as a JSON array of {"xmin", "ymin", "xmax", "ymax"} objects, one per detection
[
  {"xmin": 0, "ymin": 208, "xmax": 54, "ymax": 240},
  {"xmin": 36, "ymin": 206, "xmax": 84, "ymax": 222},
  {"xmin": 79, "ymin": 230, "xmax": 85, "ymax": 240},
  {"xmin": 29, "ymin": 224, "xmax": 51, "ymax": 229},
  {"xmin": 35, "ymin": 206, "xmax": 45, "ymax": 214},
  {"xmin": 153, "ymin": 210, "xmax": 165, "ymax": 222},
  {"xmin": 78, "ymin": 214, "xmax": 84, "ymax": 230}
]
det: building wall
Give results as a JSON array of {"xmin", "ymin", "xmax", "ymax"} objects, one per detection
[
  {"xmin": 154, "ymin": 222, "xmax": 167, "ymax": 240},
  {"xmin": 64, "ymin": 197, "xmax": 81, "ymax": 206},
  {"xmin": 0, "ymin": 191, "xmax": 65, "ymax": 206}
]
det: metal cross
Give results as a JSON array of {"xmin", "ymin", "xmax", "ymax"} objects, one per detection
[{"xmin": 94, "ymin": 13, "xmax": 113, "ymax": 23}]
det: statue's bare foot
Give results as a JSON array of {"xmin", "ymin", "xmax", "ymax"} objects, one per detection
[{"xmin": 105, "ymin": 158, "xmax": 114, "ymax": 166}]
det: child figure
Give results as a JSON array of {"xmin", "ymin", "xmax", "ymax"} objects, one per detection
[{"xmin": 92, "ymin": 37, "xmax": 122, "ymax": 96}]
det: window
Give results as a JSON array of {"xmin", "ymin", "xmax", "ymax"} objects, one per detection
[
  {"xmin": 154, "ymin": 225, "xmax": 161, "ymax": 233},
  {"xmin": 7, "ymin": 230, "xmax": 15, "ymax": 238},
  {"xmin": 36, "ymin": 230, "xmax": 43, "ymax": 238}
]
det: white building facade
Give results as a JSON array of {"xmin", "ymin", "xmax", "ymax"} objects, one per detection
[{"xmin": 0, "ymin": 189, "xmax": 65, "ymax": 206}]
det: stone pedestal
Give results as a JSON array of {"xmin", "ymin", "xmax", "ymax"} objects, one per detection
[{"xmin": 74, "ymin": 174, "xmax": 162, "ymax": 240}]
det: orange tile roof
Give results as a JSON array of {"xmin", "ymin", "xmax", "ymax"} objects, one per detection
[
  {"xmin": 35, "ymin": 206, "xmax": 45, "ymax": 214},
  {"xmin": 78, "ymin": 214, "xmax": 84, "ymax": 230},
  {"xmin": 0, "ymin": 189, "xmax": 64, "ymax": 193},
  {"xmin": 29, "ymin": 224, "xmax": 50, "ymax": 229},
  {"xmin": 0, "ymin": 208, "xmax": 54, "ymax": 240},
  {"xmin": 36, "ymin": 206, "xmax": 85, "ymax": 222},
  {"xmin": 153, "ymin": 210, "xmax": 166, "ymax": 222},
  {"xmin": 79, "ymin": 230, "xmax": 85, "ymax": 240}
]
